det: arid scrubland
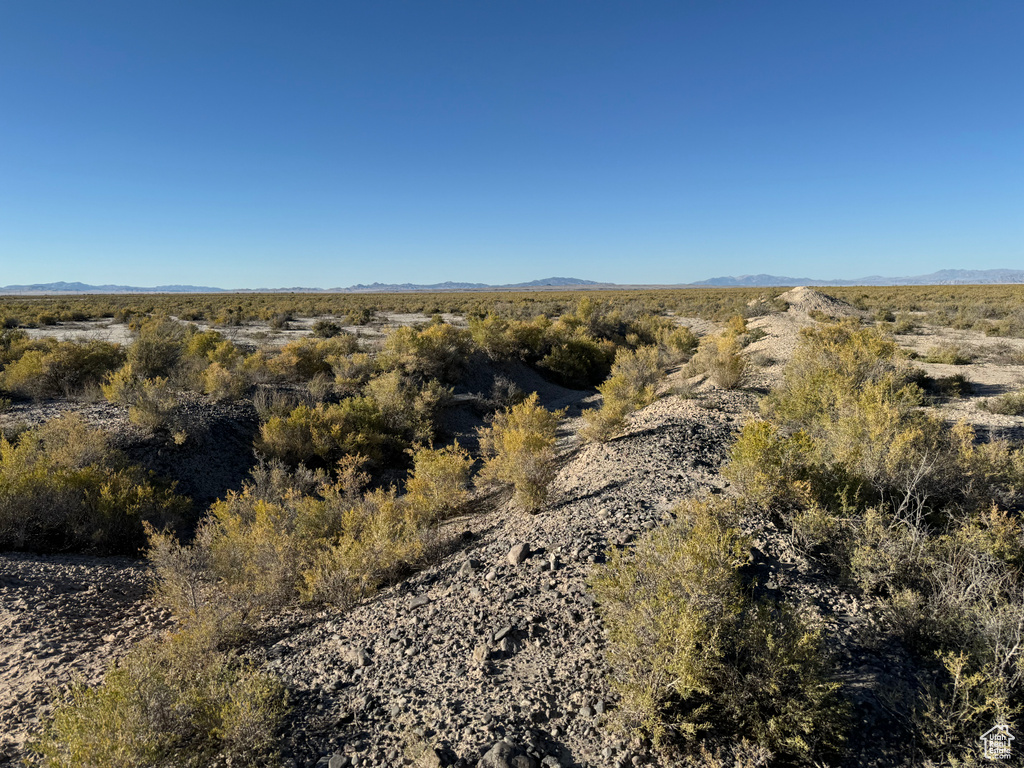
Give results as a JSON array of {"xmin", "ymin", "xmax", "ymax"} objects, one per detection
[{"xmin": 2, "ymin": 286, "xmax": 1024, "ymax": 767}]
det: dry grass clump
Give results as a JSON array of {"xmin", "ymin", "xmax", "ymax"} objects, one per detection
[{"xmin": 591, "ymin": 497, "xmax": 847, "ymax": 763}]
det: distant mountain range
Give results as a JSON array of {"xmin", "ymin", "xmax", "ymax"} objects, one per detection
[
  {"xmin": 690, "ymin": 269, "xmax": 1024, "ymax": 287},
  {"xmin": 2, "ymin": 270, "xmax": 1024, "ymax": 294},
  {"xmin": 0, "ymin": 277, "xmax": 599, "ymax": 294}
]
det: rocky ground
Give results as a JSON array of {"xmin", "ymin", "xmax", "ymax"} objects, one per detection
[{"xmin": 3, "ymin": 291, "xmax": 1024, "ymax": 767}]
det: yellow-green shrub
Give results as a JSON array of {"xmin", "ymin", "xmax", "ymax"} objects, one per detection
[
  {"xmin": 404, "ymin": 442, "xmax": 473, "ymax": 518},
  {"xmin": 31, "ymin": 622, "xmax": 287, "ymax": 768},
  {"xmin": 379, "ymin": 322, "xmax": 473, "ymax": 382},
  {"xmin": 477, "ymin": 393, "xmax": 564, "ymax": 512},
  {"xmin": 688, "ymin": 333, "xmax": 746, "ymax": 389},
  {"xmin": 150, "ymin": 459, "xmax": 443, "ymax": 616},
  {"xmin": 0, "ymin": 340, "xmax": 124, "ymax": 399},
  {"xmin": 331, "ymin": 352, "xmax": 374, "ymax": 396},
  {"xmin": 0, "ymin": 415, "xmax": 187, "ymax": 553},
  {"xmin": 103, "ymin": 364, "xmax": 180, "ymax": 430},
  {"xmin": 272, "ymin": 336, "xmax": 359, "ymax": 381},
  {"xmin": 127, "ymin": 317, "xmax": 185, "ymax": 379},
  {"xmin": 201, "ymin": 362, "xmax": 246, "ymax": 401},
  {"xmin": 590, "ymin": 497, "xmax": 846, "ymax": 762},
  {"xmin": 581, "ymin": 346, "xmax": 662, "ymax": 442},
  {"xmin": 364, "ymin": 371, "xmax": 449, "ymax": 445},
  {"xmin": 257, "ymin": 398, "xmax": 388, "ymax": 467},
  {"xmin": 538, "ymin": 329, "xmax": 615, "ymax": 388}
]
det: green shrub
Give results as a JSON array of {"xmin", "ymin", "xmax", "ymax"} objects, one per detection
[
  {"xmin": 326, "ymin": 352, "xmax": 371, "ymax": 396},
  {"xmin": 0, "ymin": 340, "xmax": 124, "ymax": 399},
  {"xmin": 581, "ymin": 346, "xmax": 662, "ymax": 442},
  {"xmin": 127, "ymin": 317, "xmax": 185, "ymax": 379},
  {"xmin": 201, "ymin": 362, "xmax": 246, "ymax": 401},
  {"xmin": 149, "ymin": 458, "xmax": 444, "ymax": 616},
  {"xmin": 102, "ymin": 364, "xmax": 180, "ymax": 431},
  {"xmin": 477, "ymin": 393, "xmax": 564, "ymax": 512},
  {"xmin": 380, "ymin": 322, "xmax": 473, "ymax": 382},
  {"xmin": 0, "ymin": 415, "xmax": 188, "ymax": 553},
  {"xmin": 311, "ymin": 319, "xmax": 343, "ymax": 338},
  {"xmin": 469, "ymin": 315, "xmax": 522, "ymax": 360},
  {"xmin": 538, "ymin": 331, "xmax": 615, "ymax": 388},
  {"xmin": 591, "ymin": 497, "xmax": 846, "ymax": 762},
  {"xmin": 364, "ymin": 371, "xmax": 449, "ymax": 445},
  {"xmin": 31, "ymin": 622, "xmax": 287, "ymax": 768},
  {"xmin": 273, "ymin": 336, "xmax": 359, "ymax": 381},
  {"xmin": 257, "ymin": 398, "xmax": 388, "ymax": 467}
]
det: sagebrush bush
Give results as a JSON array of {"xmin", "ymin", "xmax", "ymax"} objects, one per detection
[
  {"xmin": 127, "ymin": 317, "xmax": 186, "ymax": 379},
  {"xmin": 380, "ymin": 322, "xmax": 473, "ymax": 382},
  {"xmin": 923, "ymin": 343, "xmax": 975, "ymax": 365},
  {"xmin": 102, "ymin": 364, "xmax": 181, "ymax": 431},
  {"xmin": 538, "ymin": 330, "xmax": 615, "ymax": 388},
  {"xmin": 478, "ymin": 393, "xmax": 564, "ymax": 512},
  {"xmin": 722, "ymin": 320, "xmax": 1024, "ymax": 762},
  {"xmin": 149, "ymin": 456, "xmax": 448, "ymax": 617},
  {"xmin": 980, "ymin": 390, "xmax": 1024, "ymax": 416},
  {"xmin": 0, "ymin": 415, "xmax": 188, "ymax": 553},
  {"xmin": 0, "ymin": 340, "xmax": 124, "ymax": 399},
  {"xmin": 272, "ymin": 335, "xmax": 359, "ymax": 381},
  {"xmin": 258, "ymin": 398, "xmax": 388, "ymax": 467},
  {"xmin": 581, "ymin": 346, "xmax": 662, "ymax": 442},
  {"xmin": 311, "ymin": 319, "xmax": 343, "ymax": 338},
  {"xmin": 331, "ymin": 352, "xmax": 375, "ymax": 396},
  {"xmin": 688, "ymin": 333, "xmax": 746, "ymax": 389},
  {"xmin": 591, "ymin": 497, "xmax": 847, "ymax": 762},
  {"xmin": 31, "ymin": 621, "xmax": 287, "ymax": 768},
  {"xmin": 404, "ymin": 442, "xmax": 473, "ymax": 519}
]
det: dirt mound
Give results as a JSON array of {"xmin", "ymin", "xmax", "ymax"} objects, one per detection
[{"xmin": 778, "ymin": 286, "xmax": 865, "ymax": 319}]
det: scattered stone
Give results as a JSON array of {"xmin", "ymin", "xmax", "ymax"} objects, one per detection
[{"xmin": 507, "ymin": 543, "xmax": 530, "ymax": 566}]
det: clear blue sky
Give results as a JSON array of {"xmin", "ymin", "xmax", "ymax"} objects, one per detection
[{"xmin": 1, "ymin": 1, "xmax": 1021, "ymax": 288}]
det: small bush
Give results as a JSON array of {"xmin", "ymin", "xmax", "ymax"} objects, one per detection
[
  {"xmin": 581, "ymin": 346, "xmax": 662, "ymax": 442},
  {"xmin": 331, "ymin": 352, "xmax": 374, "ymax": 396},
  {"xmin": 127, "ymin": 317, "xmax": 185, "ymax": 379},
  {"xmin": 31, "ymin": 622, "xmax": 287, "ymax": 768},
  {"xmin": 689, "ymin": 333, "xmax": 746, "ymax": 389},
  {"xmin": 201, "ymin": 362, "xmax": 246, "ymax": 401},
  {"xmin": 258, "ymin": 398, "xmax": 388, "ymax": 467},
  {"xmin": 404, "ymin": 442, "xmax": 473, "ymax": 519},
  {"xmin": 0, "ymin": 340, "xmax": 124, "ymax": 399},
  {"xmin": 380, "ymin": 323, "xmax": 473, "ymax": 382},
  {"xmin": 979, "ymin": 391, "xmax": 1024, "ymax": 416},
  {"xmin": 924, "ymin": 343, "xmax": 975, "ymax": 365},
  {"xmin": 273, "ymin": 336, "xmax": 359, "ymax": 381},
  {"xmin": 478, "ymin": 393, "xmax": 564, "ymax": 512},
  {"xmin": 103, "ymin": 364, "xmax": 180, "ymax": 431},
  {"xmin": 150, "ymin": 459, "xmax": 443, "ymax": 615},
  {"xmin": 311, "ymin": 319, "xmax": 343, "ymax": 338}
]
